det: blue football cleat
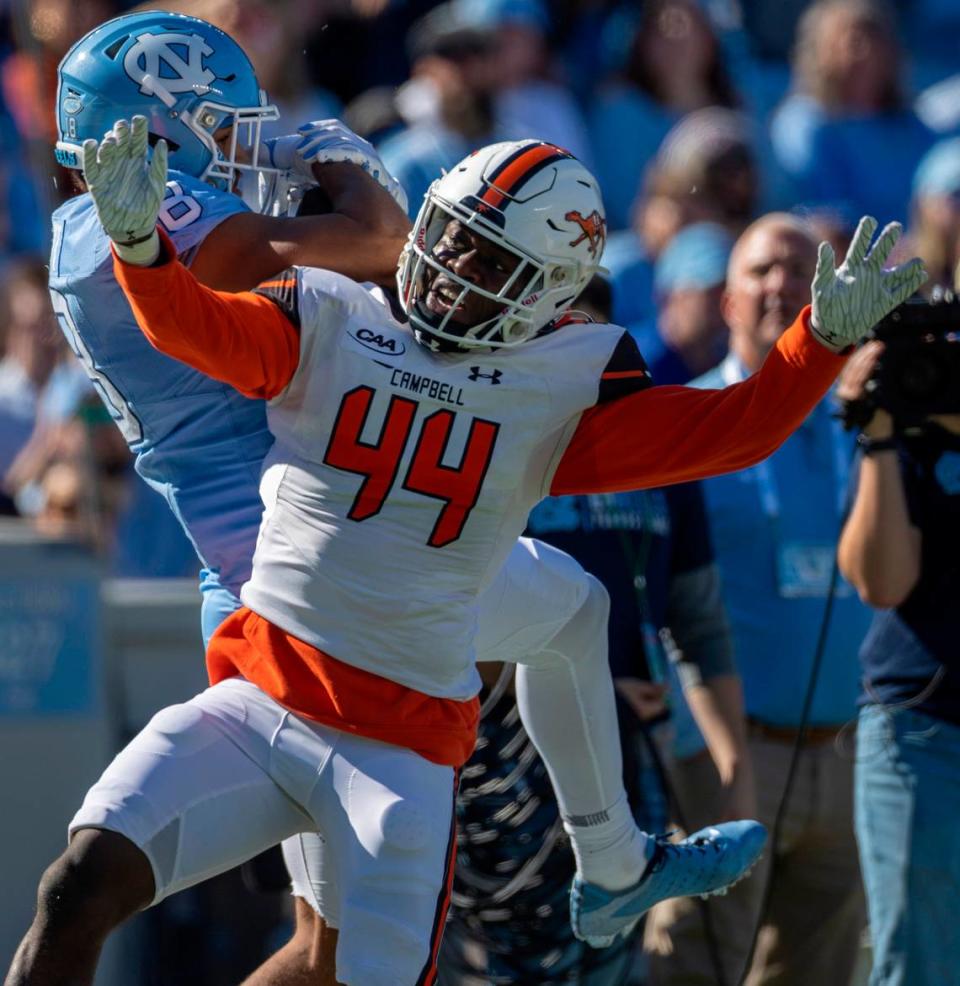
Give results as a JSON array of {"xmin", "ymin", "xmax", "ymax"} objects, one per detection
[{"xmin": 570, "ymin": 820, "xmax": 768, "ymax": 948}]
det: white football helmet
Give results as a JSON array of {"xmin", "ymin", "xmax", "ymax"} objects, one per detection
[{"xmin": 397, "ymin": 140, "xmax": 607, "ymax": 350}]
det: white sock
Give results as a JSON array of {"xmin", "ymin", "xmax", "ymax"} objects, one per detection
[{"xmin": 563, "ymin": 792, "xmax": 650, "ymax": 891}]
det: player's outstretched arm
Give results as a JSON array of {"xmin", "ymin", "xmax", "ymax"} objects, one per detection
[
  {"xmin": 81, "ymin": 115, "xmax": 167, "ymax": 266},
  {"xmin": 552, "ymin": 218, "xmax": 927, "ymax": 495},
  {"xmin": 190, "ymin": 120, "xmax": 411, "ymax": 293},
  {"xmin": 112, "ymin": 225, "xmax": 301, "ymax": 401}
]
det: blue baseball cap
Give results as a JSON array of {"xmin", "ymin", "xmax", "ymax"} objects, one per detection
[{"xmin": 654, "ymin": 223, "xmax": 733, "ymax": 296}]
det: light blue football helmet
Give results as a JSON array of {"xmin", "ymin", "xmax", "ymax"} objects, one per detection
[{"xmin": 55, "ymin": 10, "xmax": 279, "ymax": 190}]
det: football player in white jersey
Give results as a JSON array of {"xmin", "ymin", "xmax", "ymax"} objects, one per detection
[
  {"xmin": 35, "ymin": 13, "xmax": 713, "ymax": 984},
  {"xmin": 29, "ymin": 11, "xmax": 780, "ymax": 984},
  {"xmin": 9, "ymin": 50, "xmax": 924, "ymax": 986}
]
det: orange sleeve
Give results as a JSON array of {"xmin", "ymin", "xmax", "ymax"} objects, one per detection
[
  {"xmin": 112, "ymin": 227, "xmax": 300, "ymax": 400},
  {"xmin": 551, "ymin": 307, "xmax": 848, "ymax": 495}
]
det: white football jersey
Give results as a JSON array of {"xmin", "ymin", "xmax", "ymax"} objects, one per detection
[{"xmin": 240, "ymin": 268, "xmax": 639, "ymax": 700}]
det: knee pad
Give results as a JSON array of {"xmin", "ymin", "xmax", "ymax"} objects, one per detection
[
  {"xmin": 337, "ymin": 914, "xmax": 433, "ymax": 986},
  {"xmin": 531, "ymin": 572, "xmax": 610, "ymax": 673},
  {"xmin": 379, "ymin": 797, "xmax": 430, "ymax": 852}
]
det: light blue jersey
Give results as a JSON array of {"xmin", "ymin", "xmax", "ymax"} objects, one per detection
[{"xmin": 48, "ymin": 172, "xmax": 270, "ymax": 615}]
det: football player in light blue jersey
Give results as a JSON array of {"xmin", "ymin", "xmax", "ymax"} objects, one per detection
[
  {"xmin": 46, "ymin": 15, "xmax": 410, "ymax": 983},
  {"xmin": 49, "ymin": 10, "xmax": 411, "ymax": 644}
]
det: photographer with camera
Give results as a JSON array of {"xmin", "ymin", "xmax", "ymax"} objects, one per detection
[{"xmin": 837, "ymin": 302, "xmax": 960, "ymax": 986}]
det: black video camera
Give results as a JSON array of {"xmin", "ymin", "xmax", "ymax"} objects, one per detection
[{"xmin": 840, "ymin": 295, "xmax": 960, "ymax": 431}]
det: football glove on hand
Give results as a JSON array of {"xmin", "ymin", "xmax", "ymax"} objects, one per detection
[
  {"xmin": 264, "ymin": 119, "xmax": 408, "ymax": 213},
  {"xmin": 82, "ymin": 116, "xmax": 168, "ymax": 266},
  {"xmin": 810, "ymin": 215, "xmax": 927, "ymax": 351}
]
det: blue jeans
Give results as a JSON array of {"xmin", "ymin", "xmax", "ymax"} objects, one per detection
[
  {"xmin": 855, "ymin": 704, "xmax": 960, "ymax": 986},
  {"xmin": 198, "ymin": 568, "xmax": 243, "ymax": 648}
]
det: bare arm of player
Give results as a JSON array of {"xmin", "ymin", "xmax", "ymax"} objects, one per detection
[
  {"xmin": 836, "ymin": 341, "xmax": 921, "ymax": 607},
  {"xmin": 114, "ymin": 228, "xmax": 300, "ymax": 400},
  {"xmin": 189, "ymin": 161, "xmax": 411, "ymax": 293},
  {"xmin": 551, "ymin": 307, "xmax": 848, "ymax": 495}
]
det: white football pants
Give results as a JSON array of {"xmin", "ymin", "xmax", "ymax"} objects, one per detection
[
  {"xmin": 286, "ymin": 536, "xmax": 626, "ymax": 918},
  {"xmin": 71, "ymin": 538, "xmax": 626, "ymax": 982}
]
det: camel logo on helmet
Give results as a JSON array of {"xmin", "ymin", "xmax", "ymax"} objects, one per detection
[
  {"xmin": 565, "ymin": 210, "xmax": 606, "ymax": 257},
  {"xmin": 123, "ymin": 32, "xmax": 216, "ymax": 96}
]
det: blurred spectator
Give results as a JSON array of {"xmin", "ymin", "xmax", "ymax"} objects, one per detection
[
  {"xmin": 551, "ymin": 0, "xmax": 643, "ymax": 105},
  {"xmin": 158, "ymin": 0, "xmax": 340, "ymax": 137},
  {"xmin": 378, "ymin": 1, "xmax": 499, "ymax": 215},
  {"xmin": 0, "ymin": 255, "xmax": 192, "ymax": 569},
  {"xmin": 1, "ymin": 0, "xmax": 115, "ymax": 245},
  {"xmin": 646, "ymin": 213, "xmax": 870, "ymax": 986},
  {"xmin": 803, "ymin": 204, "xmax": 856, "ymax": 261},
  {"xmin": 771, "ymin": 0, "xmax": 936, "ymax": 224},
  {"xmin": 31, "ymin": 458, "xmax": 86, "ymax": 539},
  {"xmin": 604, "ymin": 107, "xmax": 757, "ymax": 330},
  {"xmin": 897, "ymin": 0, "xmax": 960, "ymax": 94},
  {"xmin": 302, "ymin": 0, "xmax": 439, "ymax": 106},
  {"xmin": 737, "ymin": 0, "xmax": 812, "ymax": 65},
  {"xmin": 836, "ymin": 341, "xmax": 960, "ymax": 986},
  {"xmin": 0, "ymin": 257, "xmax": 61, "ymax": 479},
  {"xmin": 464, "ymin": 0, "xmax": 593, "ymax": 163},
  {"xmin": 905, "ymin": 138, "xmax": 960, "ymax": 293},
  {"xmin": 0, "ymin": 108, "xmax": 45, "ymax": 257},
  {"xmin": 342, "ymin": 86, "xmax": 404, "ymax": 146},
  {"xmin": 7, "ymin": 392, "xmax": 131, "ymax": 554},
  {"xmin": 590, "ymin": 0, "xmax": 740, "ymax": 230},
  {"xmin": 631, "ymin": 221, "xmax": 732, "ymax": 384}
]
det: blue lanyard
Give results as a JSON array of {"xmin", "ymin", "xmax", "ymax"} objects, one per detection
[{"xmin": 719, "ymin": 354, "xmax": 849, "ymax": 521}]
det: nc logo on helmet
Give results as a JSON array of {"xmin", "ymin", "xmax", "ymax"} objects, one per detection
[{"xmin": 124, "ymin": 32, "xmax": 216, "ymax": 96}]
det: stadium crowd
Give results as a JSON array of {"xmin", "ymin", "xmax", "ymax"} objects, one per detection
[{"xmin": 1, "ymin": 1, "xmax": 959, "ymax": 985}]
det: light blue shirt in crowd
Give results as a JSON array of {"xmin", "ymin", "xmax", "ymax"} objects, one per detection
[
  {"xmin": 377, "ymin": 124, "xmax": 473, "ymax": 220},
  {"xmin": 589, "ymin": 85, "xmax": 678, "ymax": 231},
  {"xmin": 773, "ymin": 97, "xmax": 937, "ymax": 225},
  {"xmin": 692, "ymin": 353, "xmax": 871, "ymax": 726}
]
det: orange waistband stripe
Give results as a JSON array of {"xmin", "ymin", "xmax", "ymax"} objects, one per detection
[{"xmin": 206, "ymin": 607, "xmax": 480, "ymax": 767}]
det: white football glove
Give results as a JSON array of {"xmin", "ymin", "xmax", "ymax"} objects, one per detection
[
  {"xmin": 255, "ymin": 169, "xmax": 319, "ymax": 218},
  {"xmin": 81, "ymin": 115, "xmax": 168, "ymax": 265},
  {"xmin": 810, "ymin": 216, "xmax": 928, "ymax": 351},
  {"xmin": 264, "ymin": 118, "xmax": 408, "ymax": 213}
]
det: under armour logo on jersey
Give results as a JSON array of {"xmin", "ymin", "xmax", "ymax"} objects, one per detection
[
  {"xmin": 565, "ymin": 210, "xmax": 606, "ymax": 257},
  {"xmin": 468, "ymin": 367, "xmax": 503, "ymax": 384},
  {"xmin": 124, "ymin": 32, "xmax": 216, "ymax": 97}
]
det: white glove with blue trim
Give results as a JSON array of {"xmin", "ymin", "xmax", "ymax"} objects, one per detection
[
  {"xmin": 81, "ymin": 115, "xmax": 168, "ymax": 265},
  {"xmin": 810, "ymin": 216, "xmax": 928, "ymax": 351},
  {"xmin": 264, "ymin": 118, "xmax": 408, "ymax": 213}
]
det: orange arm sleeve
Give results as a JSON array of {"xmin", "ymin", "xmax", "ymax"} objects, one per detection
[
  {"xmin": 112, "ymin": 227, "xmax": 300, "ymax": 400},
  {"xmin": 551, "ymin": 307, "xmax": 848, "ymax": 495}
]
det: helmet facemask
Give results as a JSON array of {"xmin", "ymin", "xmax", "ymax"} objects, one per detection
[
  {"xmin": 182, "ymin": 91, "xmax": 280, "ymax": 195},
  {"xmin": 398, "ymin": 193, "xmax": 585, "ymax": 352}
]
